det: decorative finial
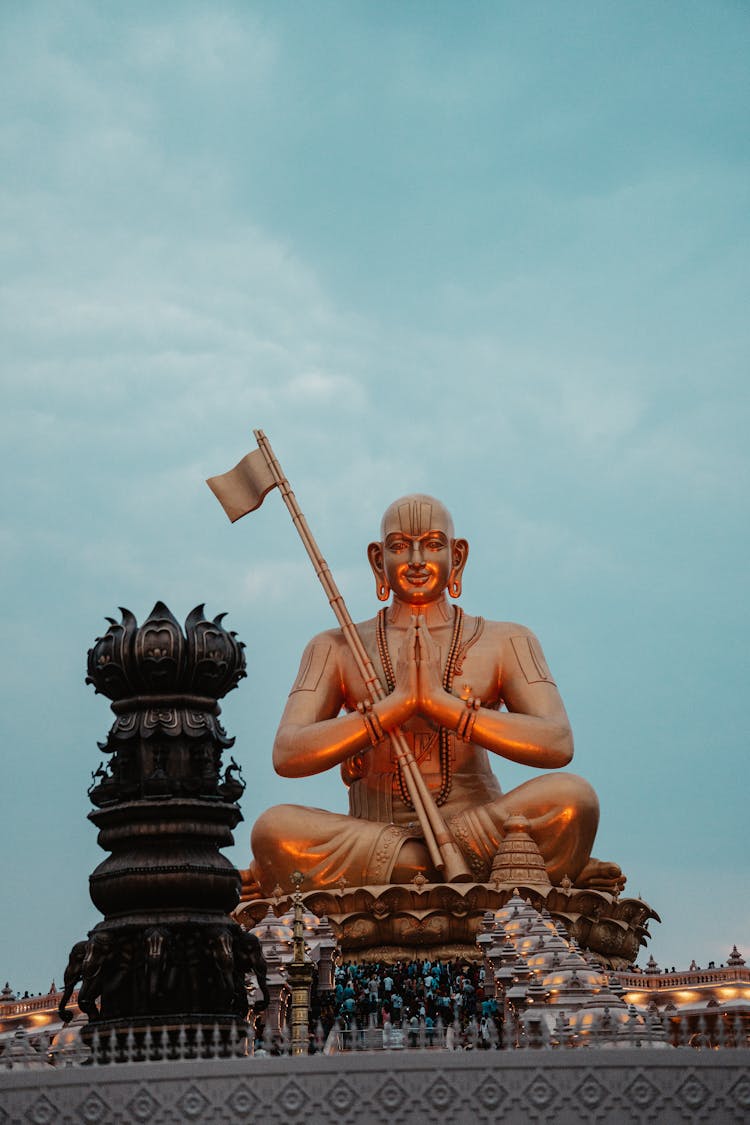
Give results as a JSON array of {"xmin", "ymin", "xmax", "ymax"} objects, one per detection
[
  {"xmin": 560, "ymin": 873, "xmax": 572, "ymax": 892},
  {"xmin": 412, "ymin": 872, "xmax": 428, "ymax": 889},
  {"xmin": 86, "ymin": 603, "xmax": 246, "ymax": 702}
]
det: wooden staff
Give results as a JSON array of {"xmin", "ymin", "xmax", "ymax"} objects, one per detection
[{"xmin": 253, "ymin": 429, "xmax": 472, "ymax": 883}]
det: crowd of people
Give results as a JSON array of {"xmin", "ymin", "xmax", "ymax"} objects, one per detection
[{"xmin": 312, "ymin": 956, "xmax": 505, "ymax": 1047}]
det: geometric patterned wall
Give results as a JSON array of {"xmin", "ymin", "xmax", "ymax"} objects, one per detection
[{"xmin": 2, "ymin": 1049, "xmax": 750, "ymax": 1124}]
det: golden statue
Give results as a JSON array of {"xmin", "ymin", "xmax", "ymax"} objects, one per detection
[{"xmin": 245, "ymin": 492, "xmax": 624, "ymax": 898}]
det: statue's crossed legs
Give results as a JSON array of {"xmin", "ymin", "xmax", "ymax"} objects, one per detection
[{"xmin": 249, "ymin": 771, "xmax": 622, "ymax": 894}]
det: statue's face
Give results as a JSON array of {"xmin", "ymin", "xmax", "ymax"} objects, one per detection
[{"xmin": 380, "ymin": 496, "xmax": 455, "ymax": 606}]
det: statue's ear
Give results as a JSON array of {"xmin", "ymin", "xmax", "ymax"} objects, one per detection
[
  {"xmin": 367, "ymin": 541, "xmax": 390, "ymax": 602},
  {"xmin": 448, "ymin": 538, "xmax": 469, "ymax": 599}
]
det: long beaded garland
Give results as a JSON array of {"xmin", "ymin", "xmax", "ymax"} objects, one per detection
[{"xmin": 376, "ymin": 606, "xmax": 464, "ymax": 808}]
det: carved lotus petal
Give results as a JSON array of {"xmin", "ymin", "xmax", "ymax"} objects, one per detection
[
  {"xmin": 135, "ymin": 602, "xmax": 184, "ymax": 691},
  {"xmin": 86, "ymin": 608, "xmax": 138, "ymax": 699}
]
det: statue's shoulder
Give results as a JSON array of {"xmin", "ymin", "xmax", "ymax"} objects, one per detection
[
  {"xmin": 302, "ymin": 625, "xmax": 349, "ymax": 654},
  {"xmin": 302, "ymin": 618, "xmax": 377, "ymax": 657},
  {"xmin": 481, "ymin": 621, "xmax": 556, "ymax": 686},
  {"xmin": 290, "ymin": 627, "xmax": 349, "ymax": 691},
  {"xmin": 473, "ymin": 617, "xmax": 536, "ymax": 643}
]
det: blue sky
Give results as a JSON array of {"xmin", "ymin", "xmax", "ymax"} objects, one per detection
[{"xmin": 1, "ymin": 1, "xmax": 748, "ymax": 991}]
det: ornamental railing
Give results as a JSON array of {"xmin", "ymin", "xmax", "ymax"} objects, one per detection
[
  {"xmin": 0, "ymin": 991, "xmax": 75, "ymax": 1017},
  {"xmin": 1, "ymin": 1009, "xmax": 748, "ymax": 1068},
  {"xmin": 617, "ymin": 968, "xmax": 750, "ymax": 988}
]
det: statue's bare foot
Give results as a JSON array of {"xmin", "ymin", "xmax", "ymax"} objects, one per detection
[{"xmin": 574, "ymin": 857, "xmax": 627, "ymax": 894}]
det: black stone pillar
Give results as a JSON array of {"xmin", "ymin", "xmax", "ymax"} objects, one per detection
[{"xmin": 58, "ymin": 603, "xmax": 267, "ymax": 1035}]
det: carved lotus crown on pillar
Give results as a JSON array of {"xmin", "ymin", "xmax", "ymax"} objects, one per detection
[
  {"xmin": 86, "ymin": 601, "xmax": 246, "ymax": 702},
  {"xmin": 86, "ymin": 603, "xmax": 247, "ymax": 808}
]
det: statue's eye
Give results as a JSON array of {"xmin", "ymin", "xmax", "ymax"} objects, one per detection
[{"xmin": 389, "ymin": 539, "xmax": 408, "ymax": 552}]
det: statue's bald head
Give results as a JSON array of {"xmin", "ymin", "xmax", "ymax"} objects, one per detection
[
  {"xmin": 380, "ymin": 494, "xmax": 455, "ymax": 540},
  {"xmin": 370, "ymin": 493, "xmax": 468, "ymax": 604}
]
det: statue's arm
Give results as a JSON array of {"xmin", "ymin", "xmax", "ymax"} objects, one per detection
[
  {"xmin": 272, "ymin": 631, "xmax": 416, "ymax": 778},
  {"xmin": 420, "ymin": 623, "xmax": 573, "ymax": 770}
]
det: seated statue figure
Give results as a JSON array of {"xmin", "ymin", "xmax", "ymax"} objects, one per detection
[{"xmin": 248, "ymin": 494, "xmax": 623, "ymax": 896}]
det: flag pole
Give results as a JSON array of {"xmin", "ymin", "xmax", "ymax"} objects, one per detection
[{"xmin": 253, "ymin": 429, "xmax": 472, "ymax": 883}]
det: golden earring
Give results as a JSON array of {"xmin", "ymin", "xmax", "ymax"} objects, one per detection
[
  {"xmin": 376, "ymin": 580, "xmax": 390, "ymax": 602},
  {"xmin": 449, "ymin": 575, "xmax": 462, "ymax": 599}
]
